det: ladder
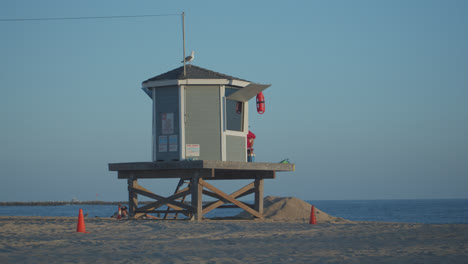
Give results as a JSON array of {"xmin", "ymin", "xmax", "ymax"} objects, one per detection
[{"xmin": 163, "ymin": 178, "xmax": 191, "ymax": 219}]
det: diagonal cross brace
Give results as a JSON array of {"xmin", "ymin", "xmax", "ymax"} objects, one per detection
[
  {"xmin": 136, "ymin": 189, "xmax": 192, "ymax": 213},
  {"xmin": 202, "ymin": 183, "xmax": 255, "ymax": 214},
  {"xmin": 199, "ymin": 179, "xmax": 263, "ymax": 219},
  {"xmin": 131, "ymin": 183, "xmax": 193, "ymax": 211}
]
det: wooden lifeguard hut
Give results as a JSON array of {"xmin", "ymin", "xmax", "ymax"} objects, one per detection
[{"xmin": 109, "ymin": 64, "xmax": 294, "ymax": 220}]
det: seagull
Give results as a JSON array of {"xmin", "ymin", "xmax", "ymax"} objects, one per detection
[{"xmin": 181, "ymin": 51, "xmax": 195, "ymax": 63}]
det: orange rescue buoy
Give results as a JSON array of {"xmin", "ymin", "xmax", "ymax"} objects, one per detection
[{"xmin": 256, "ymin": 92, "xmax": 265, "ymax": 114}]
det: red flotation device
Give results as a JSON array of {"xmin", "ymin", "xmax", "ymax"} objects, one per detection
[{"xmin": 256, "ymin": 92, "xmax": 265, "ymax": 114}]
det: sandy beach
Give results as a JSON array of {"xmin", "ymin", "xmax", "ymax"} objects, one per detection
[{"xmin": 0, "ymin": 215, "xmax": 467, "ymax": 264}]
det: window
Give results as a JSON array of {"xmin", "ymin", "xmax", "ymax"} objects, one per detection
[
  {"xmin": 226, "ymin": 99, "xmax": 243, "ymax": 131},
  {"xmin": 225, "ymin": 87, "xmax": 244, "ymax": 132}
]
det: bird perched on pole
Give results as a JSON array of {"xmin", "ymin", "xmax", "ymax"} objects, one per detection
[{"xmin": 182, "ymin": 51, "xmax": 195, "ymax": 64}]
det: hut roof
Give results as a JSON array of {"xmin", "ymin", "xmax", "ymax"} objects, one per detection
[{"xmin": 142, "ymin": 64, "xmax": 250, "ymax": 84}]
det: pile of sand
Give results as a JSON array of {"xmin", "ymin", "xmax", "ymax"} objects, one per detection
[{"xmin": 237, "ymin": 196, "xmax": 350, "ymax": 223}]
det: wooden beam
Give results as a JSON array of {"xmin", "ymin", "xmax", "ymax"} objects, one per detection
[
  {"xmin": 137, "ymin": 189, "xmax": 191, "ymax": 211},
  {"xmin": 137, "ymin": 190, "xmax": 191, "ymax": 212},
  {"xmin": 217, "ymin": 204, "xmax": 254, "ymax": 209},
  {"xmin": 191, "ymin": 177, "xmax": 203, "ymax": 221},
  {"xmin": 236, "ymin": 189, "xmax": 256, "ymax": 199},
  {"xmin": 176, "ymin": 186, "xmax": 191, "ymax": 194},
  {"xmin": 118, "ymin": 169, "xmax": 214, "ymax": 179},
  {"xmin": 199, "ymin": 179, "xmax": 263, "ymax": 219},
  {"xmin": 127, "ymin": 176, "xmax": 138, "ymax": 218},
  {"xmin": 203, "ymin": 188, "xmax": 256, "ymax": 205},
  {"xmin": 130, "ymin": 184, "xmax": 192, "ymax": 210},
  {"xmin": 118, "ymin": 169, "xmax": 275, "ymax": 180},
  {"xmin": 202, "ymin": 182, "xmax": 255, "ymax": 215},
  {"xmin": 202, "ymin": 189, "xmax": 255, "ymax": 212},
  {"xmin": 202, "ymin": 190, "xmax": 226, "ymax": 202},
  {"xmin": 136, "ymin": 201, "xmax": 165, "ymax": 212},
  {"xmin": 109, "ymin": 160, "xmax": 295, "ymax": 172},
  {"xmin": 212, "ymin": 170, "xmax": 275, "ymax": 179},
  {"xmin": 255, "ymin": 178, "xmax": 264, "ymax": 215},
  {"xmin": 110, "ymin": 161, "xmax": 206, "ymax": 170},
  {"xmin": 132, "ymin": 188, "xmax": 192, "ymax": 218},
  {"xmin": 169, "ymin": 189, "xmax": 192, "ymax": 201}
]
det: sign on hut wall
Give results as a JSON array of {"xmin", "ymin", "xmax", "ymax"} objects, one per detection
[
  {"xmin": 161, "ymin": 113, "xmax": 174, "ymax": 134},
  {"xmin": 186, "ymin": 144, "xmax": 200, "ymax": 156},
  {"xmin": 169, "ymin": 135, "xmax": 178, "ymax": 152},
  {"xmin": 158, "ymin": 136, "xmax": 168, "ymax": 152}
]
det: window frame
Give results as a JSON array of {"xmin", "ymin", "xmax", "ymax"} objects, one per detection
[{"xmin": 223, "ymin": 87, "xmax": 248, "ymax": 136}]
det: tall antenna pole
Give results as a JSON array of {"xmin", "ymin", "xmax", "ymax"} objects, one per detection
[{"xmin": 182, "ymin": 12, "xmax": 186, "ymax": 77}]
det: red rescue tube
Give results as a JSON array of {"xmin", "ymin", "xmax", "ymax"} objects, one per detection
[{"xmin": 256, "ymin": 92, "xmax": 265, "ymax": 114}]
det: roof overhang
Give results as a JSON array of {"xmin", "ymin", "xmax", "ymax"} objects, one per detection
[
  {"xmin": 226, "ymin": 83, "xmax": 271, "ymax": 102},
  {"xmin": 142, "ymin": 79, "xmax": 250, "ymax": 89},
  {"xmin": 141, "ymin": 79, "xmax": 251, "ymax": 98}
]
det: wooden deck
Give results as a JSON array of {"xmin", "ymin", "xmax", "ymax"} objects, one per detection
[{"xmin": 108, "ymin": 160, "xmax": 294, "ymax": 221}]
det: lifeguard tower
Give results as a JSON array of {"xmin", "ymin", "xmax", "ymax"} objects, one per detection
[
  {"xmin": 109, "ymin": 65, "xmax": 294, "ymax": 220},
  {"xmin": 143, "ymin": 64, "xmax": 271, "ymax": 162}
]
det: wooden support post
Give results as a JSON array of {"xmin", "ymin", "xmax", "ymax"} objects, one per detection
[
  {"xmin": 191, "ymin": 176, "xmax": 203, "ymax": 221},
  {"xmin": 255, "ymin": 178, "xmax": 264, "ymax": 216},
  {"xmin": 128, "ymin": 176, "xmax": 138, "ymax": 218}
]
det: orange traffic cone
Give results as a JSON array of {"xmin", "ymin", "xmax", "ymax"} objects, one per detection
[
  {"xmin": 309, "ymin": 205, "xmax": 317, "ymax": 225},
  {"xmin": 77, "ymin": 209, "xmax": 90, "ymax": 233}
]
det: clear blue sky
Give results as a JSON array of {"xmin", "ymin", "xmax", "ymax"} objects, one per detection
[{"xmin": 1, "ymin": 0, "xmax": 467, "ymax": 201}]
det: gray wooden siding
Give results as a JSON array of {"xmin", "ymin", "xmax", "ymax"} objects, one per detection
[
  {"xmin": 154, "ymin": 86, "xmax": 180, "ymax": 161},
  {"xmin": 185, "ymin": 85, "xmax": 221, "ymax": 160},
  {"xmin": 226, "ymin": 135, "xmax": 246, "ymax": 162}
]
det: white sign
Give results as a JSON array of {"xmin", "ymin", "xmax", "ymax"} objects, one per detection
[
  {"xmin": 161, "ymin": 113, "xmax": 174, "ymax": 134},
  {"xmin": 158, "ymin": 136, "xmax": 168, "ymax": 152},
  {"xmin": 186, "ymin": 144, "xmax": 200, "ymax": 157},
  {"xmin": 169, "ymin": 135, "xmax": 178, "ymax": 152}
]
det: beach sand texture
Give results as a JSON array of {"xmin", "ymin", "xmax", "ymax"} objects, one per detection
[{"xmin": 1, "ymin": 197, "xmax": 467, "ymax": 263}]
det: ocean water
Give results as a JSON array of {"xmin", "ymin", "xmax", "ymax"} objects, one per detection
[
  {"xmin": 311, "ymin": 199, "xmax": 468, "ymax": 224},
  {"xmin": 0, "ymin": 199, "xmax": 467, "ymax": 224}
]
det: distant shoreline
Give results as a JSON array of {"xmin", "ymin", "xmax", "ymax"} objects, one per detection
[{"xmin": 0, "ymin": 201, "xmax": 155, "ymax": 206}]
